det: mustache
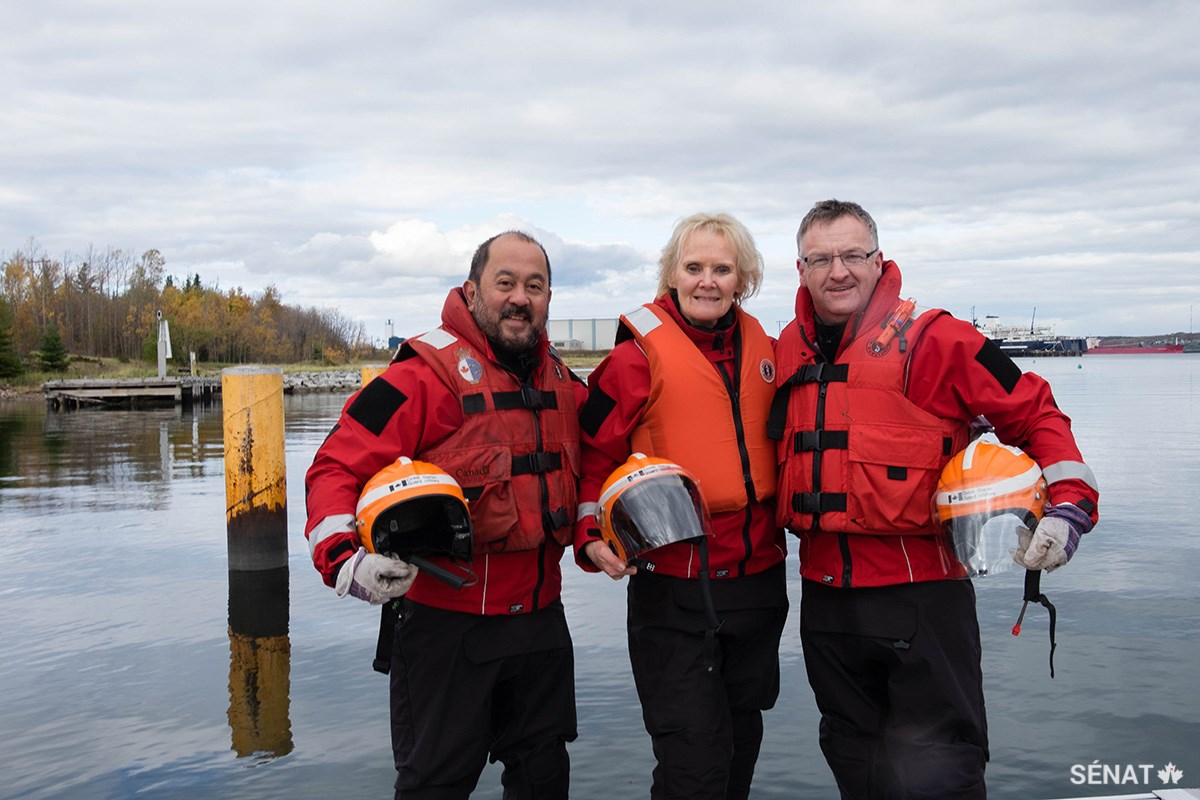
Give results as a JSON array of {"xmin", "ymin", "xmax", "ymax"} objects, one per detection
[{"xmin": 501, "ymin": 305, "xmax": 531, "ymax": 321}]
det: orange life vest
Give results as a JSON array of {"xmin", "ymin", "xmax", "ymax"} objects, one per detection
[{"xmin": 621, "ymin": 302, "xmax": 777, "ymax": 513}]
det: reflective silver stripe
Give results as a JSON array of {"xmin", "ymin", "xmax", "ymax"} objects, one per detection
[
  {"xmin": 577, "ymin": 501, "xmax": 599, "ymax": 521},
  {"xmin": 1042, "ymin": 460, "xmax": 1098, "ymax": 491},
  {"xmin": 623, "ymin": 306, "xmax": 662, "ymax": 338},
  {"xmin": 357, "ymin": 472, "xmax": 459, "ymax": 515},
  {"xmin": 415, "ymin": 328, "xmax": 457, "ymax": 350},
  {"xmin": 307, "ymin": 513, "xmax": 357, "ymax": 558}
]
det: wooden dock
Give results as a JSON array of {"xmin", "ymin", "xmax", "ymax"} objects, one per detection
[{"xmin": 43, "ymin": 377, "xmax": 221, "ymax": 410}]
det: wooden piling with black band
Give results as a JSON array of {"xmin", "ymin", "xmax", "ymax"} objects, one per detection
[
  {"xmin": 222, "ymin": 365, "xmax": 292, "ymax": 757},
  {"xmin": 222, "ymin": 366, "xmax": 288, "ymax": 571}
]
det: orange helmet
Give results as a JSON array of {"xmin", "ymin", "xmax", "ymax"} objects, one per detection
[
  {"xmin": 355, "ymin": 457, "xmax": 472, "ymax": 564},
  {"xmin": 596, "ymin": 453, "xmax": 711, "ymax": 563},
  {"xmin": 934, "ymin": 434, "xmax": 1048, "ymax": 576}
]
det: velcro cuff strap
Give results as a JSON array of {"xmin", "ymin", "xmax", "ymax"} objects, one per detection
[
  {"xmin": 794, "ymin": 430, "xmax": 849, "ymax": 452},
  {"xmin": 793, "ymin": 492, "xmax": 848, "ymax": 514},
  {"xmin": 512, "ymin": 451, "xmax": 562, "ymax": 475}
]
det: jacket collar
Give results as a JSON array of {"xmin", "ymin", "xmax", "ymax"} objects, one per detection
[{"xmin": 655, "ymin": 291, "xmax": 739, "ymax": 358}]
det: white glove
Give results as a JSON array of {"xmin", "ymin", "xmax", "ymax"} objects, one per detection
[
  {"xmin": 335, "ymin": 547, "xmax": 418, "ymax": 604},
  {"xmin": 1013, "ymin": 517, "xmax": 1072, "ymax": 572}
]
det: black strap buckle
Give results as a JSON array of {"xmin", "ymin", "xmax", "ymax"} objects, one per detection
[
  {"xmin": 793, "ymin": 492, "xmax": 848, "ymax": 514},
  {"xmin": 794, "ymin": 430, "xmax": 849, "ymax": 452},
  {"xmin": 512, "ymin": 451, "xmax": 563, "ymax": 475},
  {"xmin": 543, "ymin": 507, "xmax": 571, "ymax": 532}
]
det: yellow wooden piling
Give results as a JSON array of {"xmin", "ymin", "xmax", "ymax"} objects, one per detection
[
  {"xmin": 361, "ymin": 363, "xmax": 387, "ymax": 386},
  {"xmin": 222, "ymin": 366, "xmax": 287, "ymax": 571}
]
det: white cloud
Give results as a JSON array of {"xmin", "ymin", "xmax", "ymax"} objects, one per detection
[{"xmin": 2, "ymin": 0, "xmax": 1198, "ymax": 339}]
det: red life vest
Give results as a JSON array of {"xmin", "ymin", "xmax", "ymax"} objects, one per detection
[
  {"xmin": 622, "ymin": 302, "xmax": 778, "ymax": 512},
  {"xmin": 772, "ymin": 305, "xmax": 969, "ymax": 537},
  {"xmin": 407, "ymin": 328, "xmax": 581, "ymax": 553}
]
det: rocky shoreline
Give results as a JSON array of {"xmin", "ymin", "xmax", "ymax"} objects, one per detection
[{"xmin": 282, "ymin": 370, "xmax": 364, "ymax": 394}]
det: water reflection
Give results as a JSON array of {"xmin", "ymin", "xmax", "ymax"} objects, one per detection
[
  {"xmin": 2, "ymin": 360, "xmax": 1198, "ymax": 799},
  {"xmin": 228, "ymin": 566, "xmax": 293, "ymax": 759}
]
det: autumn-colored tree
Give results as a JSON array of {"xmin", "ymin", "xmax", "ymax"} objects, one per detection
[{"xmin": 3, "ymin": 240, "xmax": 371, "ymax": 366}]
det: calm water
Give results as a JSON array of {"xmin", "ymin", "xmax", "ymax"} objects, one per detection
[{"xmin": 1, "ymin": 356, "xmax": 1197, "ymax": 799}]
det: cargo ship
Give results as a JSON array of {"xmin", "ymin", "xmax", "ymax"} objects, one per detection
[
  {"xmin": 1085, "ymin": 339, "xmax": 1184, "ymax": 355},
  {"xmin": 973, "ymin": 312, "xmax": 1087, "ymax": 357}
]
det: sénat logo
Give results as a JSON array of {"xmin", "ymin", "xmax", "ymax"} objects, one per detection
[{"xmin": 1070, "ymin": 761, "xmax": 1184, "ymax": 786}]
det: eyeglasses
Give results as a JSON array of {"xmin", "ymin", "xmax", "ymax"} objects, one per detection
[{"xmin": 800, "ymin": 249, "xmax": 878, "ymax": 271}]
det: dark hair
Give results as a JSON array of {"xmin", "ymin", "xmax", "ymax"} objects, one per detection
[
  {"xmin": 796, "ymin": 199, "xmax": 879, "ymax": 253},
  {"xmin": 468, "ymin": 231, "xmax": 552, "ymax": 286}
]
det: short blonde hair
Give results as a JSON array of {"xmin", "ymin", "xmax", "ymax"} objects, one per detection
[{"xmin": 656, "ymin": 212, "xmax": 763, "ymax": 304}]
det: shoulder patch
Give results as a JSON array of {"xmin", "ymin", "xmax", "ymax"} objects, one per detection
[
  {"xmin": 415, "ymin": 328, "xmax": 457, "ymax": 350},
  {"xmin": 974, "ymin": 339, "xmax": 1022, "ymax": 394},
  {"xmin": 624, "ymin": 305, "xmax": 662, "ymax": 338},
  {"xmin": 347, "ymin": 378, "xmax": 408, "ymax": 436},
  {"xmin": 579, "ymin": 385, "xmax": 617, "ymax": 438}
]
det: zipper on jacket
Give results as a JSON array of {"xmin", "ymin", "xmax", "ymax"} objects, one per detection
[{"xmin": 716, "ymin": 327, "xmax": 756, "ymax": 575}]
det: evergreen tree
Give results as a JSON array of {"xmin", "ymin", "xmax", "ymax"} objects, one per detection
[
  {"xmin": 0, "ymin": 302, "xmax": 23, "ymax": 378},
  {"xmin": 37, "ymin": 323, "xmax": 70, "ymax": 372}
]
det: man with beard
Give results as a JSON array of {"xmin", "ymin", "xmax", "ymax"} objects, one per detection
[{"xmin": 305, "ymin": 231, "xmax": 588, "ymax": 799}]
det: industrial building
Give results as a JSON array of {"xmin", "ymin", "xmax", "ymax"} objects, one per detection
[{"xmin": 547, "ymin": 317, "xmax": 619, "ymax": 351}]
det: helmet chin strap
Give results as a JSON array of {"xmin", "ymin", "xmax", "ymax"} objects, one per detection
[
  {"xmin": 407, "ymin": 554, "xmax": 477, "ymax": 591},
  {"xmin": 1012, "ymin": 568, "xmax": 1057, "ymax": 678}
]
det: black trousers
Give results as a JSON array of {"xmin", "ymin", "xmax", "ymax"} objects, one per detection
[
  {"xmin": 627, "ymin": 563, "xmax": 789, "ymax": 800},
  {"xmin": 389, "ymin": 598, "xmax": 577, "ymax": 800},
  {"xmin": 801, "ymin": 579, "xmax": 988, "ymax": 800}
]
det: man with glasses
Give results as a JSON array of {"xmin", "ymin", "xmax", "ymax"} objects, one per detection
[{"xmin": 769, "ymin": 199, "xmax": 1099, "ymax": 798}]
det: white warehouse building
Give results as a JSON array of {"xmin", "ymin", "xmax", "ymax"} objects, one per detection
[{"xmin": 547, "ymin": 317, "xmax": 620, "ymax": 351}]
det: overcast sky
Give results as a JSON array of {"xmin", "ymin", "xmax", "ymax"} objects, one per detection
[{"xmin": 4, "ymin": 0, "xmax": 1198, "ymax": 342}]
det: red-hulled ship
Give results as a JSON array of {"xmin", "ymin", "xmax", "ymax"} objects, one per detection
[{"xmin": 1086, "ymin": 342, "xmax": 1184, "ymax": 355}]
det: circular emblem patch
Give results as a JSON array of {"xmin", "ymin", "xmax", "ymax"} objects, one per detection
[
  {"xmin": 865, "ymin": 339, "xmax": 890, "ymax": 358},
  {"xmin": 759, "ymin": 358, "xmax": 776, "ymax": 384},
  {"xmin": 456, "ymin": 354, "xmax": 483, "ymax": 384}
]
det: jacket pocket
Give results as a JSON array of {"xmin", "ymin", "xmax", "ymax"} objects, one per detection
[{"xmin": 845, "ymin": 422, "xmax": 942, "ymax": 532}]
